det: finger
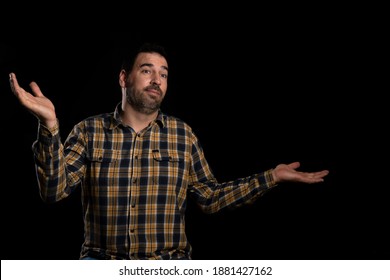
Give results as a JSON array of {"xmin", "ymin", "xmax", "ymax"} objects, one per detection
[
  {"xmin": 287, "ymin": 161, "xmax": 300, "ymax": 170},
  {"xmin": 29, "ymin": 81, "xmax": 44, "ymax": 97},
  {"xmin": 9, "ymin": 73, "xmax": 29, "ymax": 102},
  {"xmin": 302, "ymin": 174, "xmax": 325, "ymax": 183},
  {"xmin": 9, "ymin": 73, "xmax": 20, "ymax": 94},
  {"xmin": 312, "ymin": 170, "xmax": 329, "ymax": 177}
]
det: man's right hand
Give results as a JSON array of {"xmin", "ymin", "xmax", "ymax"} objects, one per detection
[{"xmin": 9, "ymin": 73, "xmax": 57, "ymax": 129}]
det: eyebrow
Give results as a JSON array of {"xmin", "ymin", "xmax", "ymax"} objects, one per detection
[{"xmin": 139, "ymin": 63, "xmax": 169, "ymax": 71}]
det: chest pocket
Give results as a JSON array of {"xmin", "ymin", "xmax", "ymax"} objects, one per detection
[
  {"xmin": 152, "ymin": 149, "xmax": 180, "ymax": 163},
  {"xmin": 85, "ymin": 148, "xmax": 121, "ymax": 191},
  {"xmin": 88, "ymin": 148, "xmax": 121, "ymax": 167},
  {"xmin": 151, "ymin": 149, "xmax": 186, "ymax": 187}
]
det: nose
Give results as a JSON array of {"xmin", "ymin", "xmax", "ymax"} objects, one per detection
[{"xmin": 150, "ymin": 73, "xmax": 161, "ymax": 85}]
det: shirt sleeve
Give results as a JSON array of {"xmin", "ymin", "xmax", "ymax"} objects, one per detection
[
  {"xmin": 32, "ymin": 120, "xmax": 87, "ymax": 203},
  {"xmin": 187, "ymin": 132, "xmax": 277, "ymax": 214}
]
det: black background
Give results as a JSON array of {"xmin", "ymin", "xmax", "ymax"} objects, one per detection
[{"xmin": 1, "ymin": 6, "xmax": 388, "ymax": 260}]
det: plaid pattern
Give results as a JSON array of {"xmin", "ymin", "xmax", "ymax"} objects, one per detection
[{"xmin": 32, "ymin": 102, "xmax": 276, "ymax": 259}]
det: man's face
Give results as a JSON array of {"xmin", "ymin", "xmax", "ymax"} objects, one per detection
[{"xmin": 124, "ymin": 52, "xmax": 168, "ymax": 114}]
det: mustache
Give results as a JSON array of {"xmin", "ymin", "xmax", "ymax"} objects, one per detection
[{"xmin": 145, "ymin": 85, "xmax": 162, "ymax": 95}]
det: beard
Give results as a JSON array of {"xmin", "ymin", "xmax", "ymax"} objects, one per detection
[{"xmin": 125, "ymin": 84, "xmax": 163, "ymax": 115}]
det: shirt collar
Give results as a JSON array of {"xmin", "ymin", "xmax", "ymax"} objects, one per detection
[{"xmin": 110, "ymin": 102, "xmax": 165, "ymax": 130}]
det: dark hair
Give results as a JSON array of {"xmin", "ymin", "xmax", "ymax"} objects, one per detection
[{"xmin": 121, "ymin": 42, "xmax": 168, "ymax": 72}]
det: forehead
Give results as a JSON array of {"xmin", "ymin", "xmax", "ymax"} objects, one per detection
[{"xmin": 134, "ymin": 52, "xmax": 168, "ymax": 69}]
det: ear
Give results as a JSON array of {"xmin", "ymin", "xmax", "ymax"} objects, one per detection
[{"xmin": 119, "ymin": 70, "xmax": 127, "ymax": 87}]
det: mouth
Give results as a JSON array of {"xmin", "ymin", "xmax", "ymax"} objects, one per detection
[
  {"xmin": 145, "ymin": 86, "xmax": 162, "ymax": 97},
  {"xmin": 146, "ymin": 89, "xmax": 161, "ymax": 96}
]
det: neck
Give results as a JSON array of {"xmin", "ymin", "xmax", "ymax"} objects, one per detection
[{"xmin": 121, "ymin": 103, "xmax": 158, "ymax": 133}]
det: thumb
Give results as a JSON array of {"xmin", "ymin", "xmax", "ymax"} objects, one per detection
[
  {"xmin": 29, "ymin": 81, "xmax": 44, "ymax": 97},
  {"xmin": 287, "ymin": 161, "xmax": 301, "ymax": 170}
]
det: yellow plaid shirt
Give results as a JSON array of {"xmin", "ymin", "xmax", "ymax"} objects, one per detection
[{"xmin": 33, "ymin": 102, "xmax": 276, "ymax": 259}]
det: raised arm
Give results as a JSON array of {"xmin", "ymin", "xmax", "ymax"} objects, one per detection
[{"xmin": 9, "ymin": 73, "xmax": 57, "ymax": 128}]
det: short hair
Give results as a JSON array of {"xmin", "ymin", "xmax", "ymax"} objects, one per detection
[{"xmin": 121, "ymin": 42, "xmax": 168, "ymax": 72}]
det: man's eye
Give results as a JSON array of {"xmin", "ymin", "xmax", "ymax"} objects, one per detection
[
  {"xmin": 141, "ymin": 69, "xmax": 151, "ymax": 74},
  {"xmin": 161, "ymin": 74, "xmax": 168, "ymax": 79}
]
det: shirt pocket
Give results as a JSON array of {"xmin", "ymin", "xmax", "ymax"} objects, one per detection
[
  {"xmin": 152, "ymin": 149, "xmax": 180, "ymax": 163},
  {"xmin": 151, "ymin": 150, "xmax": 188, "ymax": 205},
  {"xmin": 86, "ymin": 148, "xmax": 123, "ymax": 191},
  {"xmin": 87, "ymin": 148, "xmax": 122, "ymax": 177},
  {"xmin": 88, "ymin": 148, "xmax": 120, "ymax": 163}
]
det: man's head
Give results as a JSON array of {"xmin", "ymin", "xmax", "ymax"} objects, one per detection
[{"xmin": 119, "ymin": 43, "xmax": 169, "ymax": 115}]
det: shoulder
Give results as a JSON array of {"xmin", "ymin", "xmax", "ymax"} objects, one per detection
[
  {"xmin": 162, "ymin": 113, "xmax": 194, "ymax": 132},
  {"xmin": 161, "ymin": 113, "xmax": 202, "ymax": 144},
  {"xmin": 75, "ymin": 112, "xmax": 114, "ymax": 129}
]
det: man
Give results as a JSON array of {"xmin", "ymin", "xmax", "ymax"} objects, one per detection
[{"xmin": 9, "ymin": 42, "xmax": 329, "ymax": 259}]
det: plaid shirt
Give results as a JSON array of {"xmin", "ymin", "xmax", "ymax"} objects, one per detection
[{"xmin": 33, "ymin": 102, "xmax": 276, "ymax": 260}]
